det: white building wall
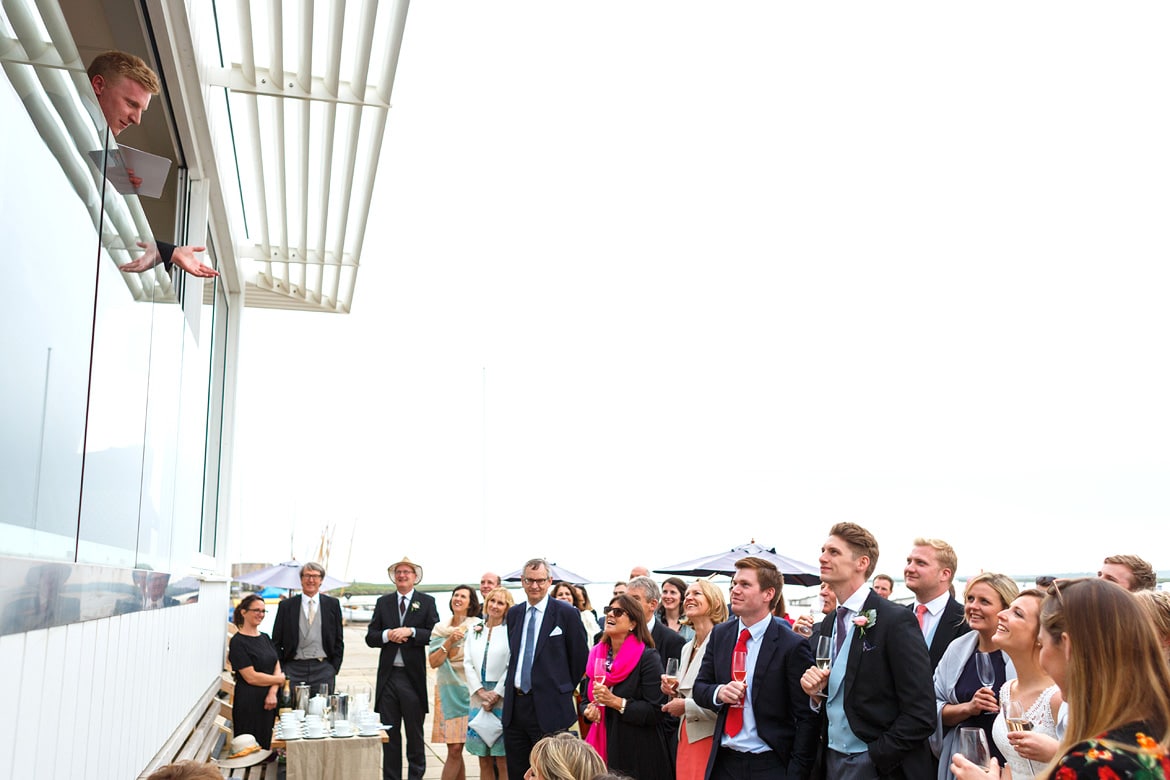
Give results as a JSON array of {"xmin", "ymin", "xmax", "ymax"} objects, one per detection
[{"xmin": 0, "ymin": 579, "xmax": 228, "ymax": 779}]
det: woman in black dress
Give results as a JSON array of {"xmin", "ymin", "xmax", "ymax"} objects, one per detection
[
  {"xmin": 581, "ymin": 593, "xmax": 672, "ymax": 780},
  {"xmin": 228, "ymin": 594, "xmax": 286, "ymax": 748}
]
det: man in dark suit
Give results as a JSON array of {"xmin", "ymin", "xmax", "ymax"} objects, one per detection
[
  {"xmin": 502, "ymin": 558, "xmax": 589, "ymax": 780},
  {"xmin": 904, "ymin": 538, "xmax": 969, "ymax": 669},
  {"xmin": 801, "ymin": 523, "xmax": 936, "ymax": 780},
  {"xmin": 693, "ymin": 557, "xmax": 818, "ymax": 780},
  {"xmin": 272, "ymin": 562, "xmax": 344, "ymax": 693},
  {"xmin": 365, "ymin": 556, "xmax": 439, "ymax": 780}
]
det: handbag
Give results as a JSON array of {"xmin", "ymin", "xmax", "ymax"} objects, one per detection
[{"xmin": 468, "ymin": 708, "xmax": 502, "ymax": 747}]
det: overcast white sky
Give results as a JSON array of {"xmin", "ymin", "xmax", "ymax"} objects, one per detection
[{"xmin": 228, "ymin": 3, "xmax": 1169, "ymax": 587}]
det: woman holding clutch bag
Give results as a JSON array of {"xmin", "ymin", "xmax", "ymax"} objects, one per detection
[{"xmin": 464, "ymin": 587, "xmax": 513, "ymax": 780}]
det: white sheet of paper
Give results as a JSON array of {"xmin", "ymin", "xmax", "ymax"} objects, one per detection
[{"xmin": 88, "ymin": 144, "xmax": 173, "ymax": 199}]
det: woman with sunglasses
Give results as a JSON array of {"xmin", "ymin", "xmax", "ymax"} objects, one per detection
[
  {"xmin": 952, "ymin": 578, "xmax": 1170, "ymax": 779},
  {"xmin": 229, "ymin": 594, "xmax": 286, "ymax": 749},
  {"xmin": 581, "ymin": 594, "xmax": 672, "ymax": 780}
]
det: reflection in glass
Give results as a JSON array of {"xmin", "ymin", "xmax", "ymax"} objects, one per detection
[
  {"xmin": 0, "ymin": 60, "xmax": 109, "ymax": 561},
  {"xmin": 0, "ymin": 557, "xmax": 190, "ymax": 636}
]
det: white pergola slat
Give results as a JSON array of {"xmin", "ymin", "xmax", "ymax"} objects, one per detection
[{"xmin": 210, "ymin": 0, "xmax": 410, "ymax": 313}]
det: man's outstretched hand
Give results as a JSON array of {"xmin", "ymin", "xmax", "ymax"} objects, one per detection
[{"xmin": 170, "ymin": 244, "xmax": 218, "ymax": 277}]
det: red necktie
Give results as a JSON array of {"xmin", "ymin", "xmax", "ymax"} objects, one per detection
[
  {"xmin": 916, "ymin": 604, "xmax": 928, "ymax": 631},
  {"xmin": 724, "ymin": 628, "xmax": 751, "ymax": 737}
]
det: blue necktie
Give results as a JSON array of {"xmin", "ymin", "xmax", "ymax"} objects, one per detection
[{"xmin": 520, "ymin": 606, "xmax": 537, "ymax": 692}]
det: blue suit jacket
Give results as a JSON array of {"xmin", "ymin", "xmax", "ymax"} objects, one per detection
[
  {"xmin": 502, "ymin": 597, "xmax": 589, "ymax": 733},
  {"xmin": 693, "ymin": 617, "xmax": 819, "ymax": 780}
]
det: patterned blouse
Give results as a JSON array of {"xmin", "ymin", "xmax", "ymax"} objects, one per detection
[{"xmin": 1052, "ymin": 722, "xmax": 1169, "ymax": 779}]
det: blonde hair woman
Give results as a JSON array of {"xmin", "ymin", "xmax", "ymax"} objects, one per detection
[
  {"xmin": 933, "ymin": 573, "xmax": 1020, "ymax": 780},
  {"xmin": 526, "ymin": 732, "xmax": 605, "ymax": 780},
  {"xmin": 659, "ymin": 579, "xmax": 727, "ymax": 780},
  {"xmin": 464, "ymin": 586, "xmax": 513, "ymax": 780}
]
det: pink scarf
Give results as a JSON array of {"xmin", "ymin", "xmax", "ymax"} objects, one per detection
[{"xmin": 584, "ymin": 636, "xmax": 645, "ymax": 762}]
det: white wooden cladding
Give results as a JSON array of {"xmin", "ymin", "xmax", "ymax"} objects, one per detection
[{"xmin": 0, "ymin": 580, "xmax": 229, "ymax": 778}]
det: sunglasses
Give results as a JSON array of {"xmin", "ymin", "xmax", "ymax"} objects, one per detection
[
  {"xmin": 603, "ymin": 606, "xmax": 628, "ymax": 619},
  {"xmin": 1045, "ymin": 578, "xmax": 1067, "ymax": 606}
]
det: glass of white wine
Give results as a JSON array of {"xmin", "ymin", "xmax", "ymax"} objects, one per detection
[
  {"xmin": 663, "ymin": 658, "xmax": 680, "ymax": 696},
  {"xmin": 813, "ymin": 636, "xmax": 832, "ymax": 697},
  {"xmin": 1006, "ymin": 700, "xmax": 1036, "ymax": 776}
]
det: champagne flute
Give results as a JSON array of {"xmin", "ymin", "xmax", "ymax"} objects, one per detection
[
  {"xmin": 1006, "ymin": 699, "xmax": 1036, "ymax": 776},
  {"xmin": 958, "ymin": 727, "xmax": 991, "ymax": 772},
  {"xmin": 731, "ymin": 650, "xmax": 748, "ymax": 709},
  {"xmin": 663, "ymin": 658, "xmax": 680, "ymax": 696},
  {"xmin": 813, "ymin": 636, "xmax": 832, "ymax": 697},
  {"xmin": 592, "ymin": 657, "xmax": 608, "ymax": 710}
]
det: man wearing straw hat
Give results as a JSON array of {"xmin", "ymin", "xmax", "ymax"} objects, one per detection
[{"xmin": 366, "ymin": 556, "xmax": 440, "ymax": 780}]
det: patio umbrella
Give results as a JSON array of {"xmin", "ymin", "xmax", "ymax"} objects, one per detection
[
  {"xmin": 654, "ymin": 541, "xmax": 821, "ymax": 587},
  {"xmin": 502, "ymin": 562, "xmax": 592, "ymax": 584},
  {"xmin": 236, "ymin": 560, "xmax": 350, "ymax": 591}
]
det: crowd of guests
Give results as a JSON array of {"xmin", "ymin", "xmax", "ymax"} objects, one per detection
[{"xmin": 222, "ymin": 541, "xmax": 1169, "ymax": 780}]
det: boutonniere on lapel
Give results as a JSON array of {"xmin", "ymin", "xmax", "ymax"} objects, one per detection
[
  {"xmin": 410, "ymin": 601, "xmax": 420, "ymax": 613},
  {"xmin": 852, "ymin": 609, "xmax": 877, "ymax": 637},
  {"xmin": 472, "ymin": 621, "xmax": 485, "ymax": 635}
]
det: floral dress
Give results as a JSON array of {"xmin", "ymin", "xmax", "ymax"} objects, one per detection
[
  {"xmin": 1052, "ymin": 723, "xmax": 1169, "ymax": 779},
  {"xmin": 429, "ymin": 616, "xmax": 476, "ymax": 743}
]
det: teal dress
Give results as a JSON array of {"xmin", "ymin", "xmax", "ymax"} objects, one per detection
[{"xmin": 429, "ymin": 619, "xmax": 473, "ymax": 743}]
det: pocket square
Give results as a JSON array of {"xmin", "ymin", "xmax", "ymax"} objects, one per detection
[{"xmin": 549, "ymin": 626, "xmax": 563, "ymax": 637}]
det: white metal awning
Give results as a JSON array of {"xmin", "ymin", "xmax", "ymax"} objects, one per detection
[{"xmin": 209, "ymin": 0, "xmax": 410, "ymax": 313}]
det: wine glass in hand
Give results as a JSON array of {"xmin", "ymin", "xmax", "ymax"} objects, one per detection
[
  {"xmin": 663, "ymin": 658, "xmax": 680, "ymax": 696},
  {"xmin": 975, "ymin": 652, "xmax": 996, "ymax": 711},
  {"xmin": 813, "ymin": 636, "xmax": 832, "ymax": 697},
  {"xmin": 592, "ymin": 658, "xmax": 608, "ymax": 709},
  {"xmin": 1006, "ymin": 699, "xmax": 1037, "ymax": 776},
  {"xmin": 1005, "ymin": 699, "xmax": 1032, "ymax": 733},
  {"xmin": 731, "ymin": 650, "xmax": 748, "ymax": 708},
  {"xmin": 975, "ymin": 652, "xmax": 995, "ymax": 688},
  {"xmin": 958, "ymin": 727, "xmax": 991, "ymax": 772}
]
